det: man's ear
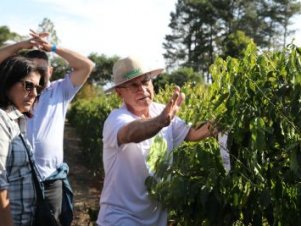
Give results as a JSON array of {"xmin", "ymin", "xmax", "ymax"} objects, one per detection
[
  {"xmin": 48, "ymin": 66, "xmax": 53, "ymax": 76},
  {"xmin": 115, "ymin": 88, "xmax": 122, "ymax": 97}
]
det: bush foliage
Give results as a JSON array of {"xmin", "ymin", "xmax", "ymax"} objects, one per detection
[
  {"xmin": 67, "ymin": 93, "xmax": 120, "ymax": 175},
  {"xmin": 147, "ymin": 43, "xmax": 301, "ymax": 225}
]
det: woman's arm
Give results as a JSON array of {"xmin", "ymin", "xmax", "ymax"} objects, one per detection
[{"xmin": 0, "ymin": 189, "xmax": 13, "ymax": 226}]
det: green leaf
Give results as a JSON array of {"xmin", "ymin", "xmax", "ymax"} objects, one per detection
[{"xmin": 147, "ymin": 135, "xmax": 168, "ymax": 173}]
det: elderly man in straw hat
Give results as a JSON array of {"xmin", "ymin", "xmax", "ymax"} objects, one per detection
[{"xmin": 97, "ymin": 56, "xmax": 217, "ymax": 226}]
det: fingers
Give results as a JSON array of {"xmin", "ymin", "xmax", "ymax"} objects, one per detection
[
  {"xmin": 28, "ymin": 39, "xmax": 48, "ymax": 51},
  {"xmin": 28, "ymin": 29, "xmax": 51, "ymax": 51},
  {"xmin": 174, "ymin": 85, "xmax": 180, "ymax": 93},
  {"xmin": 30, "ymin": 32, "xmax": 49, "ymax": 39},
  {"xmin": 176, "ymin": 92, "xmax": 185, "ymax": 107},
  {"xmin": 38, "ymin": 32, "xmax": 49, "ymax": 38},
  {"xmin": 168, "ymin": 87, "xmax": 184, "ymax": 109},
  {"xmin": 29, "ymin": 29, "xmax": 49, "ymax": 37},
  {"xmin": 29, "ymin": 29, "xmax": 49, "ymax": 44},
  {"xmin": 206, "ymin": 121, "xmax": 219, "ymax": 137},
  {"xmin": 170, "ymin": 88, "xmax": 179, "ymax": 106},
  {"xmin": 28, "ymin": 39, "xmax": 40, "ymax": 48},
  {"xmin": 160, "ymin": 86, "xmax": 187, "ymax": 127},
  {"xmin": 171, "ymin": 86, "xmax": 185, "ymax": 108},
  {"xmin": 30, "ymin": 35, "xmax": 48, "ymax": 44},
  {"xmin": 168, "ymin": 86, "xmax": 185, "ymax": 113},
  {"xmin": 29, "ymin": 37, "xmax": 48, "ymax": 45}
]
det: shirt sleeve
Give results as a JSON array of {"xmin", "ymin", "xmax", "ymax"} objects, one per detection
[
  {"xmin": 171, "ymin": 116, "xmax": 191, "ymax": 148},
  {"xmin": 54, "ymin": 73, "xmax": 82, "ymax": 102},
  {"xmin": 102, "ymin": 109, "xmax": 135, "ymax": 150}
]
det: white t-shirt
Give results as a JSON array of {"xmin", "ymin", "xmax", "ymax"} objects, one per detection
[
  {"xmin": 26, "ymin": 74, "xmax": 81, "ymax": 179},
  {"xmin": 97, "ymin": 102, "xmax": 190, "ymax": 226}
]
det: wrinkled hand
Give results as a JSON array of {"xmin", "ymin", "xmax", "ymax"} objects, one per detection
[
  {"xmin": 29, "ymin": 29, "xmax": 52, "ymax": 52},
  {"xmin": 185, "ymin": 120, "xmax": 219, "ymax": 142},
  {"xmin": 159, "ymin": 86, "xmax": 185, "ymax": 127},
  {"xmin": 202, "ymin": 121, "xmax": 219, "ymax": 137}
]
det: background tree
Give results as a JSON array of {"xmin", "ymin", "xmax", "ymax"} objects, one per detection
[
  {"xmin": 37, "ymin": 18, "xmax": 60, "ymax": 44},
  {"xmin": 221, "ymin": 30, "xmax": 255, "ymax": 59},
  {"xmin": 164, "ymin": 0, "xmax": 300, "ymax": 81},
  {"xmin": 0, "ymin": 25, "xmax": 22, "ymax": 46},
  {"xmin": 51, "ymin": 56, "xmax": 70, "ymax": 81},
  {"xmin": 270, "ymin": 0, "xmax": 301, "ymax": 48},
  {"xmin": 153, "ymin": 67, "xmax": 204, "ymax": 93},
  {"xmin": 87, "ymin": 53, "xmax": 119, "ymax": 86},
  {"xmin": 70, "ymin": 53, "xmax": 120, "ymax": 101},
  {"xmin": 163, "ymin": 0, "xmax": 220, "ymax": 82}
]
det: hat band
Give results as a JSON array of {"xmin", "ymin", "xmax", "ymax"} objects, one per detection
[{"xmin": 122, "ymin": 68, "xmax": 142, "ymax": 79}]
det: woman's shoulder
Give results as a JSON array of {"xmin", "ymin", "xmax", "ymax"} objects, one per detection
[
  {"xmin": 0, "ymin": 107, "xmax": 9, "ymax": 122},
  {"xmin": 0, "ymin": 108, "xmax": 13, "ymax": 138}
]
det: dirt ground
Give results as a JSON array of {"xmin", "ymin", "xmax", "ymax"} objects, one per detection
[{"xmin": 64, "ymin": 122, "xmax": 102, "ymax": 226}]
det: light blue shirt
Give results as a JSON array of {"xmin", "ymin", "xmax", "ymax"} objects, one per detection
[{"xmin": 26, "ymin": 74, "xmax": 81, "ymax": 180}]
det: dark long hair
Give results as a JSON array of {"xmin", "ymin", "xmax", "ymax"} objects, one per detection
[{"xmin": 0, "ymin": 56, "xmax": 47, "ymax": 115}]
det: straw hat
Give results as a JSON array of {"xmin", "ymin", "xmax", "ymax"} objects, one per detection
[{"xmin": 105, "ymin": 56, "xmax": 163, "ymax": 93}]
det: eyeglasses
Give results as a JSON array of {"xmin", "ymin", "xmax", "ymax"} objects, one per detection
[
  {"xmin": 21, "ymin": 80, "xmax": 43, "ymax": 95},
  {"xmin": 118, "ymin": 75, "xmax": 152, "ymax": 92}
]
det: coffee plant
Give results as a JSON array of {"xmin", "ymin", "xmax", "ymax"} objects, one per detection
[
  {"xmin": 67, "ymin": 94, "xmax": 120, "ymax": 175},
  {"xmin": 146, "ymin": 43, "xmax": 301, "ymax": 225}
]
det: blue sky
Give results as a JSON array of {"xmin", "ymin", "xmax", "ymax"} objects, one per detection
[
  {"xmin": 1, "ymin": 0, "xmax": 300, "ymax": 69},
  {"xmin": 1, "ymin": 0, "xmax": 177, "ymax": 69}
]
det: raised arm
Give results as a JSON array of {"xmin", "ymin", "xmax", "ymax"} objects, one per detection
[
  {"xmin": 0, "ymin": 39, "xmax": 38, "ymax": 63},
  {"xmin": 53, "ymin": 47, "xmax": 95, "ymax": 86},
  {"xmin": 30, "ymin": 30, "xmax": 95, "ymax": 86},
  {"xmin": 117, "ymin": 87, "xmax": 185, "ymax": 145}
]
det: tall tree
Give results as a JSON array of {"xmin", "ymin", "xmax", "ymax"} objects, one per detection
[
  {"xmin": 51, "ymin": 57, "xmax": 70, "ymax": 80},
  {"xmin": 269, "ymin": 0, "xmax": 301, "ymax": 48},
  {"xmin": 163, "ymin": 0, "xmax": 300, "ymax": 79},
  {"xmin": 163, "ymin": 0, "xmax": 223, "ymax": 82},
  {"xmin": 87, "ymin": 53, "xmax": 119, "ymax": 86},
  {"xmin": 153, "ymin": 67, "xmax": 204, "ymax": 93},
  {"xmin": 0, "ymin": 26, "xmax": 22, "ymax": 46},
  {"xmin": 221, "ymin": 30, "xmax": 254, "ymax": 59},
  {"xmin": 37, "ymin": 18, "xmax": 60, "ymax": 44}
]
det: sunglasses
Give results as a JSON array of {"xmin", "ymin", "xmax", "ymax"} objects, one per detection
[
  {"xmin": 118, "ymin": 75, "xmax": 152, "ymax": 92},
  {"xmin": 21, "ymin": 80, "xmax": 43, "ymax": 95}
]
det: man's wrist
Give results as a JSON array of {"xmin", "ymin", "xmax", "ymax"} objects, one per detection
[
  {"xmin": 51, "ymin": 44, "xmax": 57, "ymax": 53},
  {"xmin": 156, "ymin": 114, "xmax": 169, "ymax": 128}
]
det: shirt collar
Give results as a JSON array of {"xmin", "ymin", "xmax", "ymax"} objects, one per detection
[
  {"xmin": 6, "ymin": 105, "xmax": 27, "ymax": 134},
  {"xmin": 6, "ymin": 105, "xmax": 24, "ymax": 120}
]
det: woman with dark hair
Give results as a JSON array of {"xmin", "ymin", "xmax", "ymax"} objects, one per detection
[{"xmin": 0, "ymin": 56, "xmax": 46, "ymax": 226}]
